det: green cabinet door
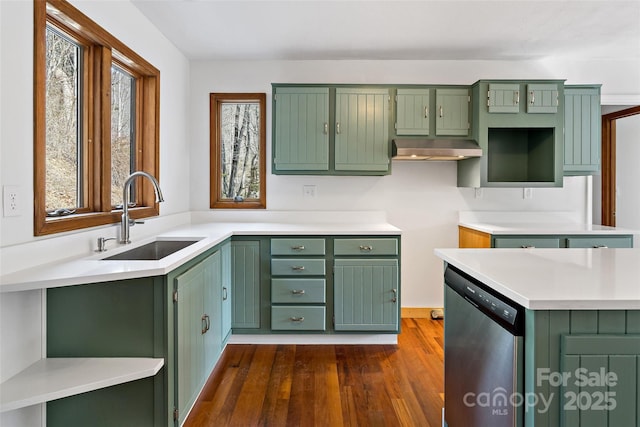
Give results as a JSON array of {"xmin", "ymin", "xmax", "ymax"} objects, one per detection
[
  {"xmin": 487, "ymin": 83, "xmax": 520, "ymax": 113},
  {"xmin": 435, "ymin": 88, "xmax": 470, "ymax": 136},
  {"xmin": 221, "ymin": 241, "xmax": 232, "ymax": 342},
  {"xmin": 175, "ymin": 250, "xmax": 220, "ymax": 426},
  {"xmin": 395, "ymin": 88, "xmax": 430, "ymax": 135},
  {"xmin": 231, "ymin": 240, "xmax": 261, "ymax": 329},
  {"xmin": 564, "ymin": 85, "xmax": 601, "ymax": 175},
  {"xmin": 335, "ymin": 88, "xmax": 390, "ymax": 171},
  {"xmin": 203, "ymin": 250, "xmax": 222, "ymax": 373},
  {"xmin": 273, "ymin": 87, "xmax": 330, "ymax": 171},
  {"xmin": 527, "ymin": 83, "xmax": 560, "ymax": 113},
  {"xmin": 334, "ymin": 259, "xmax": 399, "ymax": 332}
]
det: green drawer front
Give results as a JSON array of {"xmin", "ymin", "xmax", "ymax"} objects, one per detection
[
  {"xmin": 333, "ymin": 238, "xmax": 398, "ymax": 256},
  {"xmin": 493, "ymin": 237, "xmax": 560, "ymax": 248},
  {"xmin": 271, "ymin": 258, "xmax": 326, "ymax": 276},
  {"xmin": 271, "ymin": 278, "xmax": 326, "ymax": 303},
  {"xmin": 271, "ymin": 306, "xmax": 326, "ymax": 331},
  {"xmin": 270, "ymin": 238, "xmax": 326, "ymax": 255},
  {"xmin": 566, "ymin": 236, "xmax": 633, "ymax": 248}
]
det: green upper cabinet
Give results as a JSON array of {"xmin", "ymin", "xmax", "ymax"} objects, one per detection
[
  {"xmin": 272, "ymin": 84, "xmax": 392, "ymax": 175},
  {"xmin": 273, "ymin": 87, "xmax": 330, "ymax": 171},
  {"xmin": 395, "ymin": 88, "xmax": 430, "ymax": 135},
  {"xmin": 526, "ymin": 83, "xmax": 560, "ymax": 113},
  {"xmin": 435, "ymin": 88, "xmax": 470, "ymax": 136},
  {"xmin": 458, "ymin": 80, "xmax": 565, "ymax": 188},
  {"xmin": 563, "ymin": 85, "xmax": 601, "ymax": 176},
  {"xmin": 487, "ymin": 83, "xmax": 520, "ymax": 113},
  {"xmin": 335, "ymin": 88, "xmax": 390, "ymax": 171}
]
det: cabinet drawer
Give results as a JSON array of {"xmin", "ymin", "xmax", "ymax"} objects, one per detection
[
  {"xmin": 566, "ymin": 236, "xmax": 633, "ymax": 248},
  {"xmin": 271, "ymin": 259, "xmax": 326, "ymax": 276},
  {"xmin": 493, "ymin": 237, "xmax": 560, "ymax": 248},
  {"xmin": 271, "ymin": 238, "xmax": 326, "ymax": 256},
  {"xmin": 271, "ymin": 306, "xmax": 326, "ymax": 331},
  {"xmin": 333, "ymin": 238, "xmax": 398, "ymax": 256},
  {"xmin": 271, "ymin": 278, "xmax": 326, "ymax": 303}
]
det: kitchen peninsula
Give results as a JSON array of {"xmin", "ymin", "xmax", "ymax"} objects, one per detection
[
  {"xmin": 0, "ymin": 212, "xmax": 401, "ymax": 426},
  {"xmin": 435, "ymin": 247, "xmax": 640, "ymax": 427}
]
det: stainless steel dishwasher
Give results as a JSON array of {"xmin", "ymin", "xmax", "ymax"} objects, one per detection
[{"xmin": 443, "ymin": 265, "xmax": 525, "ymax": 427}]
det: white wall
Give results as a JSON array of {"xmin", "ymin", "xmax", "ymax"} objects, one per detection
[
  {"xmin": 615, "ymin": 114, "xmax": 640, "ymax": 230},
  {"xmin": 0, "ymin": 1, "xmax": 190, "ymax": 423}
]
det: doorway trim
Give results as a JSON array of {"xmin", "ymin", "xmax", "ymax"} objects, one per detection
[{"xmin": 601, "ymin": 105, "xmax": 640, "ymax": 226}]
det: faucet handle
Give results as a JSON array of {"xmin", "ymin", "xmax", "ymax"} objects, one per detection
[{"xmin": 96, "ymin": 237, "xmax": 116, "ymax": 252}]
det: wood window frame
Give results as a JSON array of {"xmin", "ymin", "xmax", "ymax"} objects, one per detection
[
  {"xmin": 601, "ymin": 105, "xmax": 640, "ymax": 226},
  {"xmin": 209, "ymin": 93, "xmax": 267, "ymax": 209},
  {"xmin": 34, "ymin": 0, "xmax": 160, "ymax": 236}
]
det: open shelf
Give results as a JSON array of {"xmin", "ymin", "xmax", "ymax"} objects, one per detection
[
  {"xmin": 487, "ymin": 127, "xmax": 555, "ymax": 183},
  {"xmin": 0, "ymin": 357, "xmax": 164, "ymax": 413}
]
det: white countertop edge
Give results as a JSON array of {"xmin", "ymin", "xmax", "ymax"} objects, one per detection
[
  {"xmin": 0, "ymin": 357, "xmax": 164, "ymax": 413},
  {"xmin": 458, "ymin": 221, "xmax": 637, "ymax": 235}
]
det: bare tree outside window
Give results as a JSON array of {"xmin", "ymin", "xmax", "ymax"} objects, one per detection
[
  {"xmin": 45, "ymin": 26, "xmax": 81, "ymax": 211},
  {"xmin": 210, "ymin": 93, "xmax": 266, "ymax": 209},
  {"xmin": 111, "ymin": 65, "xmax": 135, "ymax": 207}
]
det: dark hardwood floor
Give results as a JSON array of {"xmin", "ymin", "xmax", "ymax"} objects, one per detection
[{"xmin": 184, "ymin": 318, "xmax": 444, "ymax": 427}]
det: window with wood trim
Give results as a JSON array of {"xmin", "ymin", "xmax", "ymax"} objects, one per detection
[
  {"xmin": 210, "ymin": 93, "xmax": 266, "ymax": 209},
  {"xmin": 34, "ymin": 0, "xmax": 160, "ymax": 236}
]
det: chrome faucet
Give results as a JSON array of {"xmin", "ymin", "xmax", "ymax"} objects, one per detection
[{"xmin": 120, "ymin": 171, "xmax": 164, "ymax": 244}]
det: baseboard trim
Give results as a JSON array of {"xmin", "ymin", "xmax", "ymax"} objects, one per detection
[{"xmin": 401, "ymin": 307, "xmax": 443, "ymax": 318}]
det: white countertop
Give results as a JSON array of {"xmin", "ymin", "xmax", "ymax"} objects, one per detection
[
  {"xmin": 458, "ymin": 221, "xmax": 636, "ymax": 235},
  {"xmin": 0, "ymin": 221, "xmax": 401, "ymax": 293},
  {"xmin": 434, "ymin": 248, "xmax": 640, "ymax": 310}
]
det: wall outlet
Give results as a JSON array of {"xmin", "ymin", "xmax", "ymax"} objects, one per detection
[
  {"xmin": 303, "ymin": 185, "xmax": 317, "ymax": 199},
  {"xmin": 523, "ymin": 188, "xmax": 533, "ymax": 199},
  {"xmin": 474, "ymin": 187, "xmax": 483, "ymax": 199},
  {"xmin": 3, "ymin": 185, "xmax": 21, "ymax": 217}
]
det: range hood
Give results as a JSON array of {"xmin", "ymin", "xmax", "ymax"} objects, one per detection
[{"xmin": 392, "ymin": 138, "xmax": 482, "ymax": 161}]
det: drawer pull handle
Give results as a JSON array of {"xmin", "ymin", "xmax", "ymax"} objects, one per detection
[
  {"xmin": 359, "ymin": 245, "xmax": 373, "ymax": 251},
  {"xmin": 291, "ymin": 245, "xmax": 305, "ymax": 251},
  {"xmin": 593, "ymin": 245, "xmax": 608, "ymax": 248},
  {"xmin": 290, "ymin": 316, "xmax": 305, "ymax": 322},
  {"xmin": 520, "ymin": 245, "xmax": 535, "ymax": 248},
  {"xmin": 222, "ymin": 286, "xmax": 228, "ymax": 300},
  {"xmin": 291, "ymin": 289, "xmax": 306, "ymax": 295},
  {"xmin": 292, "ymin": 266, "xmax": 306, "ymax": 271}
]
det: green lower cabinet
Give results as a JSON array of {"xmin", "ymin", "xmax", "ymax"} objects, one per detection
[
  {"xmin": 221, "ymin": 241, "xmax": 232, "ymax": 341},
  {"xmin": 491, "ymin": 234, "xmax": 633, "ymax": 249},
  {"xmin": 333, "ymin": 258, "xmax": 399, "ymax": 332},
  {"xmin": 525, "ymin": 309, "xmax": 640, "ymax": 427},
  {"xmin": 46, "ymin": 277, "xmax": 166, "ymax": 426},
  {"xmin": 175, "ymin": 249, "xmax": 222, "ymax": 425},
  {"xmin": 231, "ymin": 240, "xmax": 261, "ymax": 329}
]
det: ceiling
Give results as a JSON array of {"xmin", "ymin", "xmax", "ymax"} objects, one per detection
[{"xmin": 130, "ymin": 0, "xmax": 640, "ymax": 62}]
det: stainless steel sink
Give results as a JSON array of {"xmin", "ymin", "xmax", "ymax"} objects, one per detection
[{"xmin": 102, "ymin": 239, "xmax": 201, "ymax": 261}]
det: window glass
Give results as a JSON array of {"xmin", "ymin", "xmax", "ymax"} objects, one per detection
[
  {"xmin": 220, "ymin": 102, "xmax": 261, "ymax": 201},
  {"xmin": 110, "ymin": 65, "xmax": 135, "ymax": 207},
  {"xmin": 45, "ymin": 24, "xmax": 81, "ymax": 211}
]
